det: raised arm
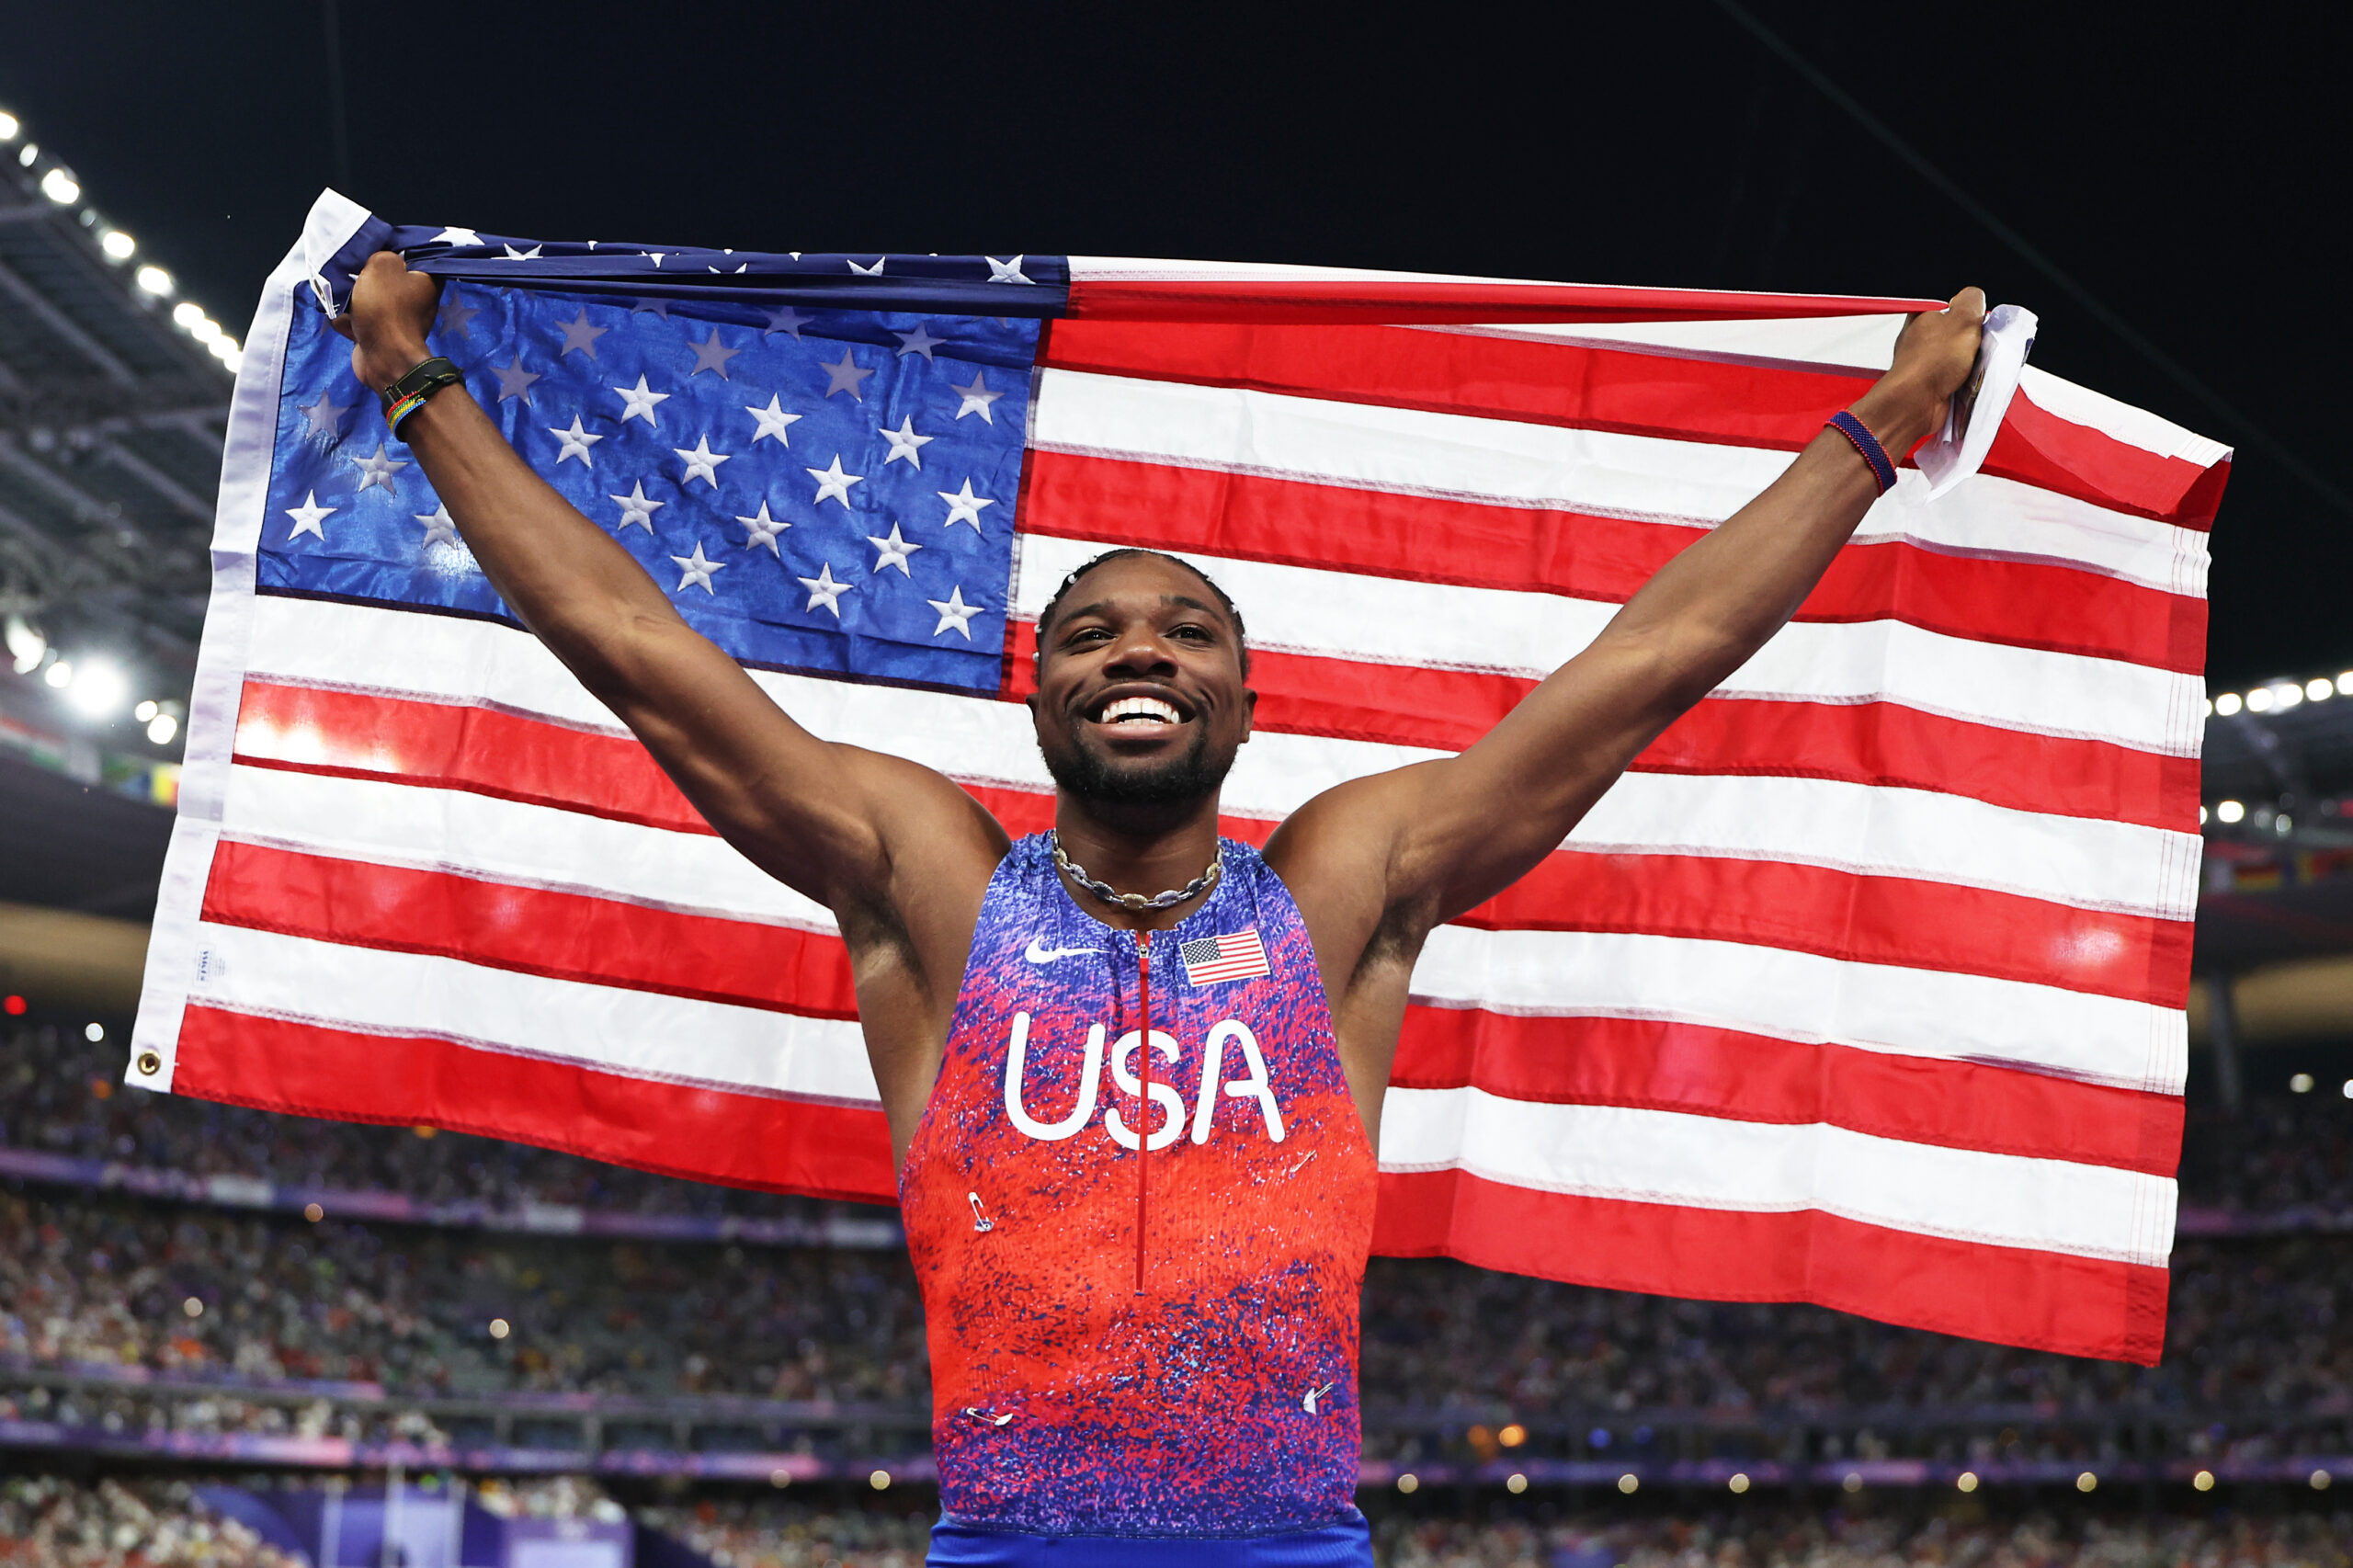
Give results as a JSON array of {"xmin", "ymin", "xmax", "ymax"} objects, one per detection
[
  {"xmin": 336, "ymin": 254, "xmax": 1007, "ymax": 928},
  {"xmin": 1275, "ymin": 290, "xmax": 1986, "ymax": 958}
]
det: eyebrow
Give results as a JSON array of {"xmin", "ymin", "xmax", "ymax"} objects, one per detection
[{"xmin": 1057, "ymin": 594, "xmax": 1225, "ymax": 627}]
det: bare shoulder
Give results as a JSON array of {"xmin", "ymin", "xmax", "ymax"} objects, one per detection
[{"xmin": 1263, "ymin": 760, "xmax": 1444, "ymax": 985}]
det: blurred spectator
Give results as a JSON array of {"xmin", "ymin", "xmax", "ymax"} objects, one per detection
[{"xmin": 0, "ymin": 1474, "xmax": 299, "ymax": 1567}]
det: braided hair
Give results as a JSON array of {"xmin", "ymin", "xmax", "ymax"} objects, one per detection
[{"xmin": 1031, "ymin": 547, "xmax": 1249, "ymax": 676}]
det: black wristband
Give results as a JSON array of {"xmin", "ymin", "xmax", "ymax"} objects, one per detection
[{"xmin": 379, "ymin": 356, "xmax": 466, "ymax": 437}]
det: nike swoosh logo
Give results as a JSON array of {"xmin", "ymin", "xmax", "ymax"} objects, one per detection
[{"xmin": 1024, "ymin": 937, "xmax": 1100, "ymax": 964}]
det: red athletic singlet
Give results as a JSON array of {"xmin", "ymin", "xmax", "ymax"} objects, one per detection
[{"xmin": 900, "ymin": 835, "xmax": 1379, "ymax": 1540}]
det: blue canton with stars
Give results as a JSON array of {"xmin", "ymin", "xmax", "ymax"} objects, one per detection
[{"xmin": 263, "ymin": 282, "xmax": 1034, "ymax": 693}]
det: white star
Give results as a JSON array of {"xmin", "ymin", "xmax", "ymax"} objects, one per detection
[
  {"xmin": 414, "ymin": 503, "xmax": 460, "ymax": 548},
  {"xmin": 490, "ymin": 353, "xmax": 540, "ymax": 403},
  {"xmin": 985, "ymin": 256, "xmax": 1033, "ymax": 285},
  {"xmin": 880, "ymin": 416, "xmax": 935, "ymax": 471},
  {"xmin": 847, "ymin": 257, "xmax": 885, "ymax": 277},
  {"xmin": 436, "ymin": 293, "xmax": 482, "ymax": 339},
  {"xmin": 892, "ymin": 323, "xmax": 944, "ymax": 360},
  {"xmin": 745, "ymin": 395, "xmax": 802, "ymax": 447},
  {"xmin": 763, "ymin": 305, "xmax": 810, "ymax": 339},
  {"xmin": 670, "ymin": 541, "xmax": 727, "ymax": 595},
  {"xmin": 501, "ymin": 243, "xmax": 544, "ymax": 259},
  {"xmin": 613, "ymin": 375, "xmax": 671, "ymax": 426},
  {"xmin": 797, "ymin": 562, "xmax": 853, "ymax": 617},
  {"xmin": 674, "ymin": 434, "xmax": 732, "ymax": 488},
  {"xmin": 352, "ymin": 443, "xmax": 409, "ymax": 494},
  {"xmin": 688, "ymin": 328, "xmax": 743, "ymax": 379},
  {"xmin": 298, "ymin": 392, "xmax": 351, "ymax": 440},
  {"xmin": 806, "ymin": 454, "xmax": 863, "ymax": 509},
  {"xmin": 547, "ymin": 415, "xmax": 603, "ymax": 465},
  {"xmin": 927, "ymin": 585, "xmax": 983, "ymax": 639},
  {"xmin": 632, "ymin": 297, "xmax": 672, "ymax": 320},
  {"xmin": 937, "ymin": 479, "xmax": 995, "ymax": 531},
  {"xmin": 284, "ymin": 490, "xmax": 335, "ymax": 541},
  {"xmin": 735, "ymin": 500, "xmax": 790, "ymax": 555},
  {"xmin": 820, "ymin": 349, "xmax": 875, "ymax": 401},
  {"xmin": 556, "ymin": 309, "xmax": 608, "ymax": 358},
  {"xmin": 648, "ymin": 253, "xmax": 667, "ymax": 268},
  {"xmin": 867, "ymin": 522, "xmax": 924, "ymax": 575},
  {"xmin": 948, "ymin": 369, "xmax": 1003, "ymax": 424},
  {"xmin": 430, "ymin": 226, "xmax": 482, "ymax": 247},
  {"xmin": 610, "ymin": 481, "xmax": 665, "ymax": 532}
]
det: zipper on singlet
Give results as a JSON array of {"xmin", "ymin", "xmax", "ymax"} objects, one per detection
[{"xmin": 1135, "ymin": 929, "xmax": 1152, "ymax": 1296}]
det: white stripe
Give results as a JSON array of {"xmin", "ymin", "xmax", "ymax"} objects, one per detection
[
  {"xmin": 214, "ymin": 764, "xmax": 2181, "ymax": 1088},
  {"xmin": 1015, "ymin": 532, "xmax": 2201, "ymax": 756},
  {"xmin": 1030, "ymin": 369, "xmax": 2210, "ymax": 600},
  {"xmin": 1379, "ymin": 1088, "xmax": 2177, "ymax": 1267},
  {"xmin": 2019, "ymin": 367, "xmax": 2232, "ymax": 469},
  {"xmin": 1063, "ymin": 256, "xmax": 1615, "ymax": 289},
  {"xmin": 187, "ymin": 921, "xmax": 880, "ymax": 1104},
  {"xmin": 1413, "ymin": 926, "xmax": 2185, "ymax": 1095},
  {"xmin": 1422, "ymin": 315, "xmax": 1910, "ymax": 375},
  {"xmin": 242, "ymin": 597, "xmax": 2201, "ymax": 918},
  {"xmin": 220, "ymin": 765, "xmax": 831, "ymax": 929}
]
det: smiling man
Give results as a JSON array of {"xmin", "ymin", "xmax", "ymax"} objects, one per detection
[{"xmin": 338, "ymin": 251, "xmax": 1983, "ymax": 1567}]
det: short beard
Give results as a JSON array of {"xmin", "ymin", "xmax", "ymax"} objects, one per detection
[{"xmin": 1041, "ymin": 724, "xmax": 1232, "ymax": 809}]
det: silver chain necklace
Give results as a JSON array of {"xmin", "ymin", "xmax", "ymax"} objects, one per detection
[{"xmin": 1051, "ymin": 834, "xmax": 1222, "ymax": 912}]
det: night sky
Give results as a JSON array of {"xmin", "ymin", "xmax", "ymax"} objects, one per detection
[{"xmin": 3, "ymin": 1, "xmax": 2341, "ymax": 688}]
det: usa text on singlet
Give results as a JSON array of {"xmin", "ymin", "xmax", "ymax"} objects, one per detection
[{"xmin": 900, "ymin": 835, "xmax": 1379, "ymax": 1537}]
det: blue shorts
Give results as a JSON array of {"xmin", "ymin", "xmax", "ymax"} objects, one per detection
[{"xmin": 926, "ymin": 1511, "xmax": 1374, "ymax": 1567}]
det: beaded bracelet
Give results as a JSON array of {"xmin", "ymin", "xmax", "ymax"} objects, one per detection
[{"xmin": 1826, "ymin": 409, "xmax": 1898, "ymax": 495}]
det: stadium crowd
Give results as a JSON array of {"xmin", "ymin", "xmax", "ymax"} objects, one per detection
[{"xmin": 0, "ymin": 1475, "xmax": 299, "ymax": 1568}]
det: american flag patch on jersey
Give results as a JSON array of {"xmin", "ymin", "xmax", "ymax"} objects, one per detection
[{"xmin": 1180, "ymin": 929, "xmax": 1272, "ymax": 986}]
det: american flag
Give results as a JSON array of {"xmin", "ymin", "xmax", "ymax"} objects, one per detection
[
  {"xmin": 1180, "ymin": 929, "xmax": 1273, "ymax": 987},
  {"xmin": 132, "ymin": 191, "xmax": 2225, "ymax": 1364}
]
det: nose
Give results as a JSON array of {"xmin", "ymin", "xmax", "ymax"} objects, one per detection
[{"xmin": 1102, "ymin": 620, "xmax": 1178, "ymax": 678}]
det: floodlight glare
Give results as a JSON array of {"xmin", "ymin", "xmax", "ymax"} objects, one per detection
[
  {"xmin": 2246, "ymin": 687, "xmax": 2274, "ymax": 712},
  {"xmin": 0, "ymin": 113, "xmax": 18, "ymax": 142},
  {"xmin": 42, "ymin": 658, "xmax": 72, "ymax": 688},
  {"xmin": 17, "ymin": 143, "xmax": 37, "ymax": 167},
  {"xmin": 188, "ymin": 318, "xmax": 222, "ymax": 346},
  {"xmin": 64, "ymin": 658, "xmax": 127, "ymax": 718},
  {"xmin": 39, "ymin": 167, "xmax": 78, "ymax": 205},
  {"xmin": 100, "ymin": 230, "xmax": 134, "ymax": 260},
  {"xmin": 4, "ymin": 613, "xmax": 42, "ymax": 674},
  {"xmin": 2214, "ymin": 692, "xmax": 2243, "ymax": 716},
  {"xmin": 146, "ymin": 711, "xmax": 178, "ymax": 745},
  {"xmin": 134, "ymin": 699, "xmax": 157, "ymax": 722},
  {"xmin": 2310, "ymin": 677, "xmax": 2335, "ymax": 702},
  {"xmin": 2217, "ymin": 800, "xmax": 2245, "ymax": 824},
  {"xmin": 170, "ymin": 301, "xmax": 202, "ymax": 328},
  {"xmin": 136, "ymin": 265, "xmax": 172, "ymax": 297},
  {"xmin": 2273, "ymin": 683, "xmax": 2302, "ymax": 710}
]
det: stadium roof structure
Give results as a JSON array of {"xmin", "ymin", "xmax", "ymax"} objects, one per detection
[{"xmin": 0, "ymin": 109, "xmax": 238, "ymax": 674}]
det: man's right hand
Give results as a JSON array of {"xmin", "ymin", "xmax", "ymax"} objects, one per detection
[{"xmin": 329, "ymin": 251, "xmax": 441, "ymax": 393}]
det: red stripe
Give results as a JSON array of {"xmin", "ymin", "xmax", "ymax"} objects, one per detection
[
  {"xmin": 199, "ymin": 839, "xmax": 858, "ymax": 1019},
  {"xmin": 232, "ymin": 686, "xmax": 2187, "ymax": 1002},
  {"xmin": 1042, "ymin": 320, "xmax": 2224, "ymax": 528},
  {"xmin": 1392, "ymin": 1011, "xmax": 2182, "ymax": 1176},
  {"xmin": 1063, "ymin": 278, "xmax": 1941, "ymax": 326},
  {"xmin": 172, "ymin": 1004, "xmax": 897, "ymax": 1203},
  {"xmin": 1002, "ymin": 624, "xmax": 2196, "ymax": 830},
  {"xmin": 1370, "ymin": 1169, "xmax": 2168, "ymax": 1363},
  {"xmin": 1020, "ymin": 451, "xmax": 2210, "ymax": 675}
]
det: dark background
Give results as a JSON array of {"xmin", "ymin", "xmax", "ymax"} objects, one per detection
[{"xmin": 1, "ymin": 1, "xmax": 2341, "ymax": 687}]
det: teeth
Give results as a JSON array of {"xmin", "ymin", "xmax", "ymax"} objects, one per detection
[{"xmin": 1098, "ymin": 696, "xmax": 1181, "ymax": 725}]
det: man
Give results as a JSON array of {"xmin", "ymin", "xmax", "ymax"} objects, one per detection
[{"xmin": 340, "ymin": 253, "xmax": 1984, "ymax": 1564}]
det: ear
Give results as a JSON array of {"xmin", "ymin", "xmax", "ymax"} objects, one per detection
[{"xmin": 1238, "ymin": 685, "xmax": 1256, "ymax": 743}]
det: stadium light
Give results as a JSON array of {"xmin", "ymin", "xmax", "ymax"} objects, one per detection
[
  {"xmin": 84, "ymin": 1022, "xmax": 103, "ymax": 1042},
  {"xmin": 2271, "ymin": 682, "xmax": 2302, "ymax": 710},
  {"xmin": 2343, "ymin": 1080, "xmax": 2353, "ymax": 1099},
  {"xmin": 2309, "ymin": 677, "xmax": 2335, "ymax": 702},
  {"xmin": 135, "ymin": 699, "xmax": 157, "ymax": 722},
  {"xmin": 188, "ymin": 317, "xmax": 222, "ymax": 346},
  {"xmin": 2216, "ymin": 800, "xmax": 2245, "ymax": 824},
  {"xmin": 2314, "ymin": 1470, "xmax": 2334, "ymax": 1491},
  {"xmin": 39, "ymin": 166, "xmax": 77, "ymax": 205},
  {"xmin": 767, "ymin": 1469, "xmax": 791, "ymax": 1489},
  {"xmin": 2245, "ymin": 687, "xmax": 2274, "ymax": 713},
  {"xmin": 1729, "ymin": 1472, "xmax": 1751, "ymax": 1494},
  {"xmin": 1956, "ymin": 1471, "xmax": 1979, "ymax": 1493},
  {"xmin": 64, "ymin": 657, "xmax": 127, "ymax": 718},
  {"xmin": 869, "ymin": 1470, "xmax": 891, "ymax": 1491},
  {"xmin": 17, "ymin": 142, "xmax": 35, "ymax": 167},
  {"xmin": 1506, "ymin": 1473, "xmax": 1528, "ymax": 1494},
  {"xmin": 4, "ymin": 613, "xmax": 42, "ymax": 673},
  {"xmin": 181, "ymin": 1296, "xmax": 202, "ymax": 1319},
  {"xmin": 2340, "ymin": 672, "xmax": 2353, "ymax": 697},
  {"xmin": 99, "ymin": 229, "xmax": 134, "ymax": 261},
  {"xmin": 2193, "ymin": 1470, "xmax": 2215, "ymax": 1491},
  {"xmin": 2075, "ymin": 1471, "xmax": 2097, "ymax": 1492},
  {"xmin": 147, "ymin": 711, "xmax": 178, "ymax": 745},
  {"xmin": 136, "ymin": 264, "xmax": 172, "ymax": 297},
  {"xmin": 171, "ymin": 301, "xmax": 203, "ymax": 329},
  {"xmin": 0, "ymin": 112, "xmax": 17, "ymax": 142},
  {"xmin": 2293, "ymin": 1073, "xmax": 2315, "ymax": 1094},
  {"xmin": 488, "ymin": 1317, "xmax": 510, "ymax": 1339},
  {"xmin": 42, "ymin": 658, "xmax": 71, "ymax": 688},
  {"xmin": 1395, "ymin": 1473, "xmax": 1419, "ymax": 1494},
  {"xmin": 2214, "ymin": 692, "xmax": 2243, "ymax": 716},
  {"xmin": 1497, "ymin": 1423, "xmax": 1526, "ymax": 1448},
  {"xmin": 1617, "ymin": 1473, "xmax": 1639, "ymax": 1494}
]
